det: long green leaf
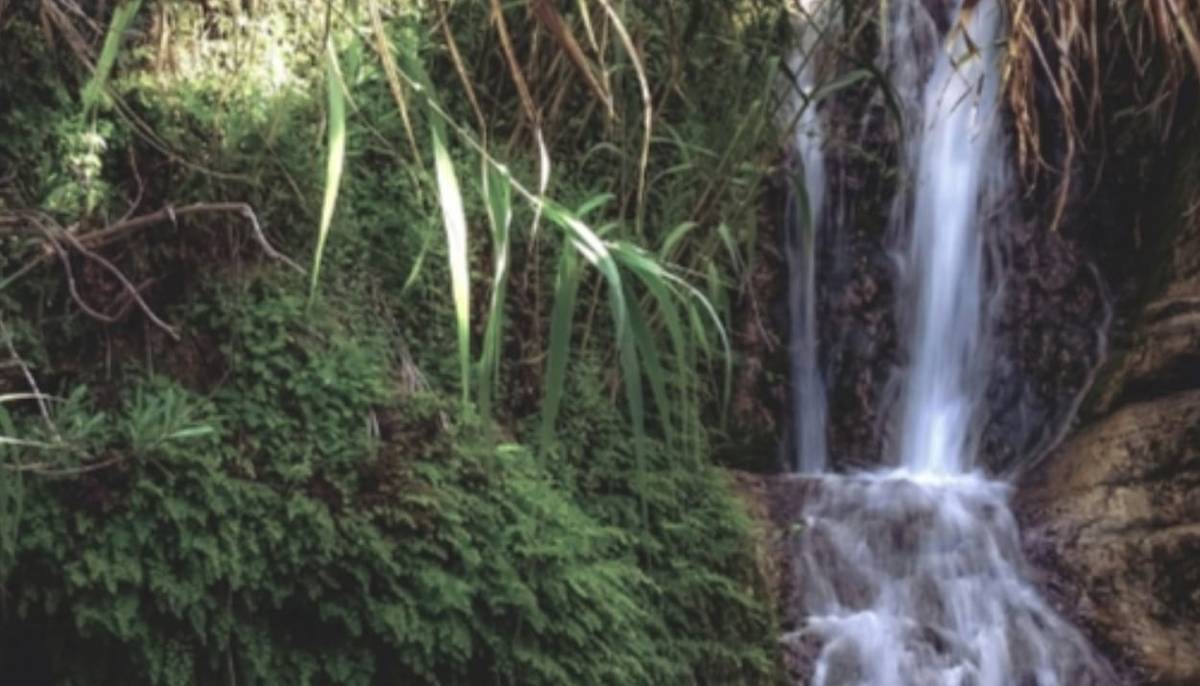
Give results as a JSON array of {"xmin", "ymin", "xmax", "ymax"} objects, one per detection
[
  {"xmin": 609, "ymin": 243, "xmax": 696, "ymax": 448},
  {"xmin": 82, "ymin": 0, "xmax": 143, "ymax": 115},
  {"xmin": 309, "ymin": 41, "xmax": 348, "ymax": 304},
  {"xmin": 431, "ymin": 122, "xmax": 471, "ymax": 408},
  {"xmin": 624, "ymin": 285, "xmax": 672, "ymax": 442},
  {"xmin": 478, "ymin": 161, "xmax": 513, "ymax": 420},
  {"xmin": 669, "ymin": 271, "xmax": 734, "ymax": 420},
  {"xmin": 538, "ymin": 202, "xmax": 642, "ymax": 449},
  {"xmin": 370, "ymin": 35, "xmax": 726, "ymax": 455},
  {"xmin": 399, "ymin": 33, "xmax": 473, "ymax": 408},
  {"xmin": 539, "ymin": 246, "xmax": 582, "ymax": 441}
]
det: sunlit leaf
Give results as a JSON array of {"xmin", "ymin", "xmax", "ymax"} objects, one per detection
[{"xmin": 308, "ymin": 40, "xmax": 348, "ymax": 305}]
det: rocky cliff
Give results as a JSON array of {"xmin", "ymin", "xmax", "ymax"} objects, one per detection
[{"xmin": 1016, "ymin": 127, "xmax": 1200, "ymax": 684}]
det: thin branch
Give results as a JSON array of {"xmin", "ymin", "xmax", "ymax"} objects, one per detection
[
  {"xmin": 118, "ymin": 145, "xmax": 146, "ymax": 223},
  {"xmin": 37, "ymin": 220, "xmax": 126, "ymax": 326},
  {"xmin": 55, "ymin": 227, "xmax": 180, "ymax": 340},
  {"xmin": 2, "ymin": 452, "xmax": 125, "ymax": 476},
  {"xmin": 77, "ymin": 202, "xmax": 295, "ymax": 268},
  {"xmin": 0, "ymin": 314, "xmax": 57, "ymax": 438}
]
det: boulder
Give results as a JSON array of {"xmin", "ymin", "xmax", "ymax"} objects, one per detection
[{"xmin": 1018, "ymin": 391, "xmax": 1200, "ymax": 684}]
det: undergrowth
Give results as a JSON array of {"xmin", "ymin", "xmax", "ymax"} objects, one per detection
[
  {"xmin": 0, "ymin": 1, "xmax": 785, "ymax": 683},
  {"xmin": 0, "ymin": 279, "xmax": 777, "ymax": 684}
]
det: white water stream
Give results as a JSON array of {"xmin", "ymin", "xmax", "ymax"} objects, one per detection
[
  {"xmin": 783, "ymin": 1, "xmax": 1115, "ymax": 683},
  {"xmin": 786, "ymin": 0, "xmax": 832, "ymax": 473}
]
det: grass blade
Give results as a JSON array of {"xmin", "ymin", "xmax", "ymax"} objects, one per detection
[
  {"xmin": 596, "ymin": 0, "xmax": 652, "ymax": 236},
  {"xmin": 365, "ymin": 0, "xmax": 422, "ymax": 164},
  {"xmin": 478, "ymin": 161, "xmax": 513, "ymax": 420},
  {"xmin": 539, "ymin": 246, "xmax": 582, "ymax": 441},
  {"xmin": 309, "ymin": 40, "xmax": 348, "ymax": 305},
  {"xmin": 82, "ymin": 0, "xmax": 143, "ymax": 115},
  {"xmin": 431, "ymin": 120, "xmax": 472, "ymax": 409}
]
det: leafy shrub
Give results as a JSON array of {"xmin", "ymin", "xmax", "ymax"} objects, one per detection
[
  {"xmin": 0, "ymin": 4, "xmax": 783, "ymax": 684},
  {"xmin": 0, "ymin": 298, "xmax": 669, "ymax": 684},
  {"xmin": 542, "ymin": 358, "xmax": 782, "ymax": 685}
]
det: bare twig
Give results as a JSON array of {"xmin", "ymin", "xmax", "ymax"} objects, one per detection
[
  {"xmin": 118, "ymin": 145, "xmax": 146, "ymax": 223},
  {"xmin": 2, "ymin": 452, "xmax": 124, "ymax": 476},
  {"xmin": 37, "ymin": 220, "xmax": 125, "ymax": 326},
  {"xmin": 78, "ymin": 202, "xmax": 304, "ymax": 274},
  {"xmin": 57, "ymin": 228, "xmax": 180, "ymax": 339},
  {"xmin": 528, "ymin": 0, "xmax": 614, "ymax": 119},
  {"xmin": 5, "ymin": 204, "xmax": 303, "ymax": 339},
  {"xmin": 105, "ymin": 277, "xmax": 157, "ymax": 320},
  {"xmin": 3, "ymin": 203, "xmax": 301, "ymax": 296},
  {"xmin": 32, "ymin": 215, "xmax": 179, "ymax": 339},
  {"xmin": 0, "ymin": 315, "xmax": 57, "ymax": 438}
]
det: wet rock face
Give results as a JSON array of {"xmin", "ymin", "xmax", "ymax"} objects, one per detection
[
  {"xmin": 802, "ymin": 119, "xmax": 1107, "ymax": 474},
  {"xmin": 809, "ymin": 196, "xmax": 1110, "ymax": 475},
  {"xmin": 1016, "ymin": 127, "xmax": 1200, "ymax": 685},
  {"xmin": 814, "ymin": 86, "xmax": 902, "ymax": 470},
  {"xmin": 982, "ymin": 221, "xmax": 1109, "ymax": 473}
]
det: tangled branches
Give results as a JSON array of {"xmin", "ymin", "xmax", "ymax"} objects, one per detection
[{"xmin": 1, "ymin": 203, "xmax": 303, "ymax": 339}]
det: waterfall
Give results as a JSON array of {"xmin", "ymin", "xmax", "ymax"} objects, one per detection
[
  {"xmin": 782, "ymin": 1, "xmax": 1116, "ymax": 683},
  {"xmin": 786, "ymin": 0, "xmax": 832, "ymax": 473},
  {"xmin": 893, "ymin": 0, "xmax": 998, "ymax": 475}
]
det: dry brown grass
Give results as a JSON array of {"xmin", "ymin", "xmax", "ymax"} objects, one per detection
[{"xmin": 1004, "ymin": 0, "xmax": 1200, "ymax": 229}]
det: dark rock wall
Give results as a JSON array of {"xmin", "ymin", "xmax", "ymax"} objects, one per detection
[
  {"xmin": 815, "ymin": 86, "xmax": 902, "ymax": 469},
  {"xmin": 982, "ymin": 218, "xmax": 1109, "ymax": 473},
  {"xmin": 1016, "ymin": 122, "xmax": 1200, "ymax": 684}
]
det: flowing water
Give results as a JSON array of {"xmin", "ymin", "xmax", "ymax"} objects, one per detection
[
  {"xmin": 783, "ymin": 0, "xmax": 1114, "ymax": 682},
  {"xmin": 785, "ymin": 0, "xmax": 833, "ymax": 473}
]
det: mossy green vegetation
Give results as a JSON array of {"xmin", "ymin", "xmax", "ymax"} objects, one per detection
[
  {"xmin": 0, "ymin": 1, "xmax": 787, "ymax": 683},
  {"xmin": 0, "ymin": 282, "xmax": 777, "ymax": 684}
]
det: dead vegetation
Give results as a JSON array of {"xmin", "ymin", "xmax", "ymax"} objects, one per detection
[{"xmin": 1004, "ymin": 0, "xmax": 1200, "ymax": 229}]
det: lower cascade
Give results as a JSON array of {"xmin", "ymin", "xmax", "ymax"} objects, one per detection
[
  {"xmin": 783, "ymin": 0, "xmax": 1115, "ymax": 683},
  {"xmin": 782, "ymin": 472, "xmax": 1112, "ymax": 684}
]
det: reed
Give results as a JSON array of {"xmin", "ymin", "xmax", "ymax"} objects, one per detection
[
  {"xmin": 478, "ymin": 161, "xmax": 512, "ymax": 421},
  {"xmin": 81, "ymin": 0, "xmax": 143, "ymax": 116},
  {"xmin": 309, "ymin": 40, "xmax": 347, "ymax": 305},
  {"xmin": 358, "ymin": 9, "xmax": 733, "ymax": 450}
]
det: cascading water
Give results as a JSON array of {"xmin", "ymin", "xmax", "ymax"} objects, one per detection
[
  {"xmin": 786, "ymin": 0, "xmax": 832, "ymax": 473},
  {"xmin": 892, "ymin": 0, "xmax": 995, "ymax": 476},
  {"xmin": 781, "ymin": 0, "xmax": 1116, "ymax": 683}
]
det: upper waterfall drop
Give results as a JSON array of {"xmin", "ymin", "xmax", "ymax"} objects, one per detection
[
  {"xmin": 892, "ymin": 0, "xmax": 1004, "ymax": 476},
  {"xmin": 785, "ymin": 0, "xmax": 832, "ymax": 473}
]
